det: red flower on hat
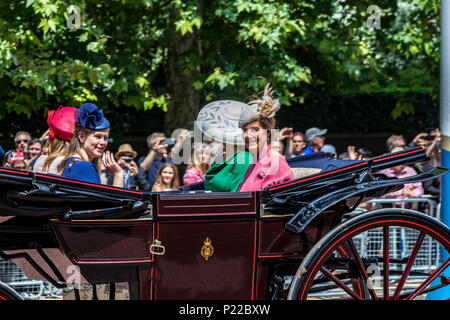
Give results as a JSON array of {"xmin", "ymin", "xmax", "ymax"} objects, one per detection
[{"xmin": 47, "ymin": 105, "xmax": 77, "ymax": 141}]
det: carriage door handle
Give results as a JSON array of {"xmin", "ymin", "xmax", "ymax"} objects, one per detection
[{"xmin": 150, "ymin": 239, "xmax": 165, "ymax": 255}]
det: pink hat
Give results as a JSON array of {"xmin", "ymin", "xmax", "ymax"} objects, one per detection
[
  {"xmin": 293, "ymin": 132, "xmax": 305, "ymax": 139},
  {"xmin": 47, "ymin": 106, "xmax": 77, "ymax": 141}
]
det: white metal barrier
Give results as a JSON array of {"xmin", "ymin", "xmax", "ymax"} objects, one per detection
[
  {"xmin": 309, "ymin": 195, "xmax": 442, "ymax": 298},
  {"xmin": 0, "ymin": 258, "xmax": 62, "ymax": 300},
  {"xmin": 358, "ymin": 195, "xmax": 441, "ymax": 272}
]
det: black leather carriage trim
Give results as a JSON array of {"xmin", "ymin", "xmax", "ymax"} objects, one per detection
[
  {"xmin": 266, "ymin": 147, "xmax": 427, "ymax": 195},
  {"xmin": 285, "ymin": 167, "xmax": 448, "ymax": 234}
]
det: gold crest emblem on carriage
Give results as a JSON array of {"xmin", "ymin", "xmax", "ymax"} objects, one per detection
[{"xmin": 200, "ymin": 237, "xmax": 214, "ymax": 261}]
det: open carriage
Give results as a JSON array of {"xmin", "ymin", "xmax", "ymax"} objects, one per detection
[{"xmin": 0, "ymin": 147, "xmax": 448, "ymax": 300}]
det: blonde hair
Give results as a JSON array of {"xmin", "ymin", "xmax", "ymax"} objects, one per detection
[
  {"xmin": 57, "ymin": 123, "xmax": 102, "ymax": 174},
  {"xmin": 42, "ymin": 137, "xmax": 70, "ymax": 174},
  {"xmin": 187, "ymin": 143, "xmax": 211, "ymax": 174},
  {"xmin": 152, "ymin": 163, "xmax": 180, "ymax": 191}
]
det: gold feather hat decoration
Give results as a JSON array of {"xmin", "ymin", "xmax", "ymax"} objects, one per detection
[{"xmin": 238, "ymin": 83, "xmax": 281, "ymax": 128}]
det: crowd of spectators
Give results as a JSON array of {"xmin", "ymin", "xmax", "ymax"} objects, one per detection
[{"xmin": 0, "ymin": 119, "xmax": 443, "ymax": 207}]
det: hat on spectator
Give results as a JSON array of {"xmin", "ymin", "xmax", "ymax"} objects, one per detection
[
  {"xmin": 76, "ymin": 103, "xmax": 110, "ymax": 130},
  {"xmin": 305, "ymin": 127, "xmax": 327, "ymax": 143},
  {"xmin": 293, "ymin": 132, "xmax": 305, "ymax": 140},
  {"xmin": 321, "ymin": 144, "xmax": 336, "ymax": 154},
  {"xmin": 10, "ymin": 150, "xmax": 25, "ymax": 164},
  {"xmin": 115, "ymin": 144, "xmax": 137, "ymax": 160},
  {"xmin": 47, "ymin": 105, "xmax": 77, "ymax": 141}
]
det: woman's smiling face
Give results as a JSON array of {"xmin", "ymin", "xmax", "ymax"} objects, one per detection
[
  {"xmin": 79, "ymin": 129, "xmax": 109, "ymax": 161},
  {"xmin": 242, "ymin": 120, "xmax": 268, "ymax": 156},
  {"xmin": 161, "ymin": 166, "xmax": 175, "ymax": 186}
]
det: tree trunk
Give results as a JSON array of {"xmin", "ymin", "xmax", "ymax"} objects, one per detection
[{"xmin": 164, "ymin": 4, "xmax": 202, "ymax": 135}]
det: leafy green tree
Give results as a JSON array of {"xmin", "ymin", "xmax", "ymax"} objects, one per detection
[{"xmin": 0, "ymin": 0, "xmax": 441, "ymax": 135}]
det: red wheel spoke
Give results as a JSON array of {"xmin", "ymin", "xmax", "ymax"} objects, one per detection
[
  {"xmin": 292, "ymin": 211, "xmax": 450, "ymax": 301},
  {"xmin": 383, "ymin": 226, "xmax": 390, "ymax": 300},
  {"xmin": 337, "ymin": 245, "xmax": 350, "ymax": 258},
  {"xmin": 350, "ymin": 278, "xmax": 365, "ymax": 299},
  {"xmin": 406, "ymin": 258, "xmax": 450, "ymax": 300},
  {"xmin": 320, "ymin": 266, "xmax": 362, "ymax": 300},
  {"xmin": 393, "ymin": 232, "xmax": 425, "ymax": 300},
  {"xmin": 346, "ymin": 239, "xmax": 379, "ymax": 300}
]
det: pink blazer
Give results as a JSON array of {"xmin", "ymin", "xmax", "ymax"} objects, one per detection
[{"xmin": 238, "ymin": 145, "xmax": 294, "ymax": 192}]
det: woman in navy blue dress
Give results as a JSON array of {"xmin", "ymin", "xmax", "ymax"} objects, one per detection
[{"xmin": 59, "ymin": 103, "xmax": 124, "ymax": 187}]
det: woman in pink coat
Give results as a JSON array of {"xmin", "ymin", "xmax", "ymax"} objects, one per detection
[
  {"xmin": 237, "ymin": 83, "xmax": 294, "ymax": 191},
  {"xmin": 183, "ymin": 143, "xmax": 211, "ymax": 185}
]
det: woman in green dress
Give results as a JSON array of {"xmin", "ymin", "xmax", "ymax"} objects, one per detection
[{"xmin": 204, "ymin": 145, "xmax": 253, "ymax": 192}]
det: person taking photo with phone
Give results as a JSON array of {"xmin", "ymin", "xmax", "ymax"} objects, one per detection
[{"xmin": 136, "ymin": 130, "xmax": 189, "ymax": 191}]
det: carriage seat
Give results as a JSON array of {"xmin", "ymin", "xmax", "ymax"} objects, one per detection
[
  {"xmin": 180, "ymin": 152, "xmax": 360, "ymax": 193},
  {"xmin": 291, "ymin": 167, "xmax": 322, "ymax": 179}
]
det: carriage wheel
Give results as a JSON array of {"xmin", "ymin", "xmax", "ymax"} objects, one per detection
[
  {"xmin": 287, "ymin": 208, "xmax": 450, "ymax": 300},
  {"xmin": 0, "ymin": 281, "xmax": 23, "ymax": 300}
]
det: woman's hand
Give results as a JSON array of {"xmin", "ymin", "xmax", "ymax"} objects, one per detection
[
  {"xmin": 102, "ymin": 151, "xmax": 123, "ymax": 176},
  {"xmin": 103, "ymin": 151, "xmax": 124, "ymax": 188}
]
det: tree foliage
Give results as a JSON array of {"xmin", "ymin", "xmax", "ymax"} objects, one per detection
[{"xmin": 0, "ymin": 0, "xmax": 441, "ymax": 133}]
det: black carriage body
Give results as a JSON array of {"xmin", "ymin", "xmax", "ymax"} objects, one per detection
[{"xmin": 0, "ymin": 147, "xmax": 447, "ymax": 300}]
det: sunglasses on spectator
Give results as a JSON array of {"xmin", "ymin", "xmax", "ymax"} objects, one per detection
[{"xmin": 15, "ymin": 139, "xmax": 29, "ymax": 144}]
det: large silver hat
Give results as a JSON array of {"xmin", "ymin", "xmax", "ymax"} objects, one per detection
[{"xmin": 196, "ymin": 100, "xmax": 247, "ymax": 146}]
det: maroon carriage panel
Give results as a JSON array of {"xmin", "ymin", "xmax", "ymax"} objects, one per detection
[
  {"xmin": 51, "ymin": 220, "xmax": 153, "ymax": 264},
  {"xmin": 153, "ymin": 192, "xmax": 258, "ymax": 299},
  {"xmin": 154, "ymin": 219, "xmax": 257, "ymax": 300},
  {"xmin": 259, "ymin": 210, "xmax": 345, "ymax": 257},
  {"xmin": 157, "ymin": 192, "xmax": 256, "ymax": 217}
]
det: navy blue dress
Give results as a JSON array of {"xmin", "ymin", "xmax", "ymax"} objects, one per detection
[{"xmin": 61, "ymin": 156, "xmax": 101, "ymax": 184}]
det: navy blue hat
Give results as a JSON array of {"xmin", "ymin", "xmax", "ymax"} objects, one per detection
[{"xmin": 76, "ymin": 103, "xmax": 110, "ymax": 130}]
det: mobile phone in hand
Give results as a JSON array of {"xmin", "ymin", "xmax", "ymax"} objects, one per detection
[{"xmin": 162, "ymin": 139, "xmax": 175, "ymax": 145}]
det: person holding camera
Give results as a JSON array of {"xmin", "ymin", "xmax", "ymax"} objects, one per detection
[
  {"xmin": 136, "ymin": 130, "xmax": 188, "ymax": 191},
  {"xmin": 106, "ymin": 144, "xmax": 139, "ymax": 189},
  {"xmin": 407, "ymin": 128, "xmax": 440, "ymax": 149}
]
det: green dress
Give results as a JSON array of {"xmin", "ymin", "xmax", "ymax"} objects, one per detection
[{"xmin": 204, "ymin": 151, "xmax": 253, "ymax": 192}]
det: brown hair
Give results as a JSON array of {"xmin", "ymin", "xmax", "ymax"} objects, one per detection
[
  {"xmin": 152, "ymin": 163, "xmax": 180, "ymax": 191},
  {"xmin": 243, "ymin": 117, "xmax": 276, "ymax": 143},
  {"xmin": 57, "ymin": 123, "xmax": 103, "ymax": 174}
]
